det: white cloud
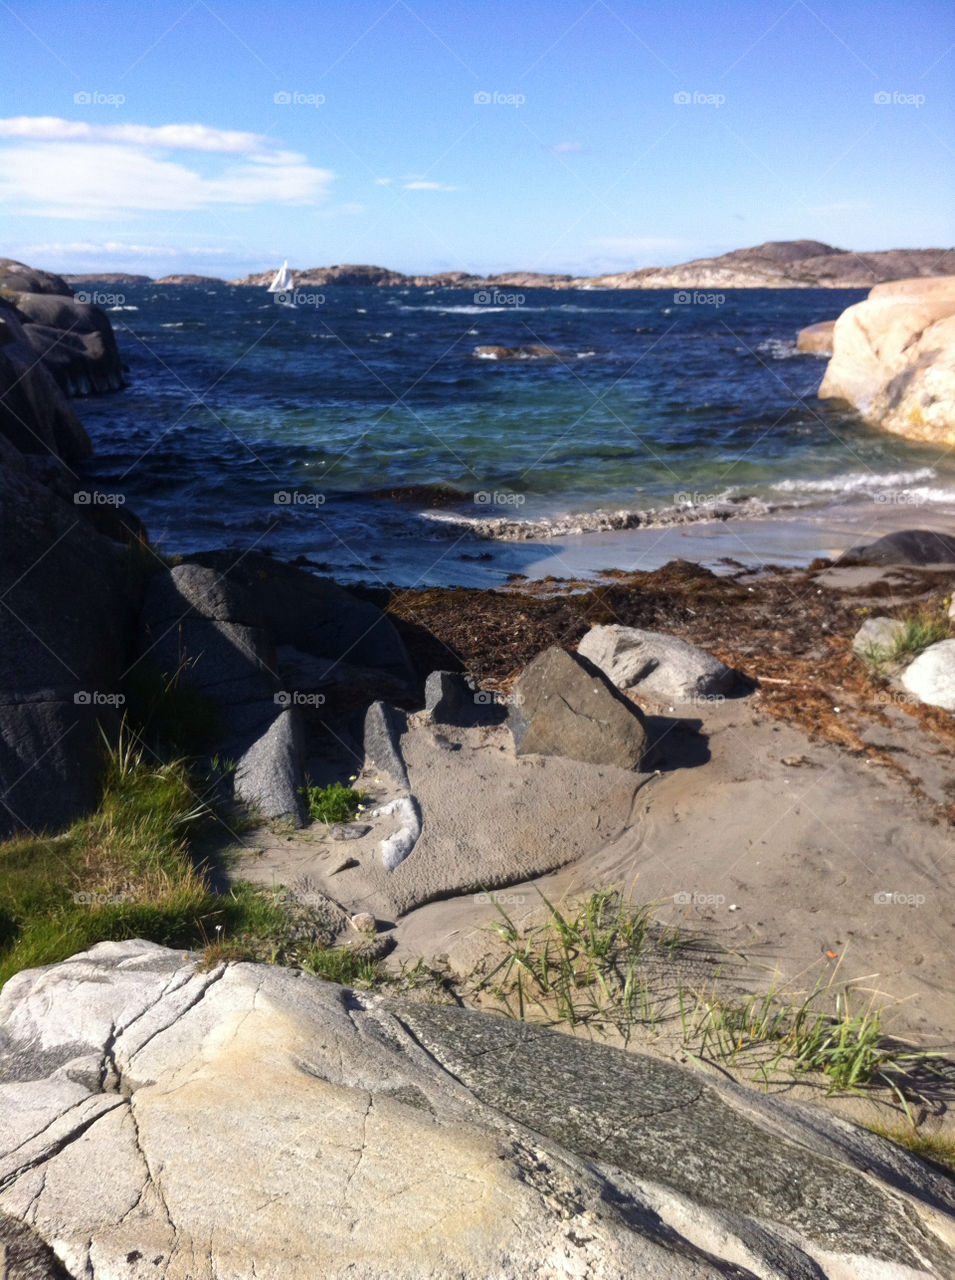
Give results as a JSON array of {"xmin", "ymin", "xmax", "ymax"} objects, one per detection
[
  {"xmin": 374, "ymin": 177, "xmax": 392, "ymax": 185},
  {"xmin": 0, "ymin": 140, "xmax": 332, "ymax": 216},
  {"xmin": 403, "ymin": 180, "xmax": 460, "ymax": 191},
  {"xmin": 0, "ymin": 117, "xmax": 334, "ymax": 217},
  {"xmin": 14, "ymin": 241, "xmax": 237, "ymax": 259},
  {"xmin": 0, "ymin": 117, "xmax": 273, "ymax": 154}
]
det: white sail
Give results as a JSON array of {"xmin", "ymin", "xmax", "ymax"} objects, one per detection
[{"xmin": 268, "ymin": 260, "xmax": 293, "ymax": 293}]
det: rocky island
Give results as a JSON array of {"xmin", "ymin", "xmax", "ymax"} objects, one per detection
[
  {"xmin": 229, "ymin": 239, "xmax": 955, "ymax": 291},
  {"xmin": 1, "ymin": 256, "xmax": 955, "ymax": 1278}
]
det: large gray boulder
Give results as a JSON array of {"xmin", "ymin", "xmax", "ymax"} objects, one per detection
[
  {"xmin": 847, "ymin": 529, "xmax": 955, "ymax": 565},
  {"xmin": 0, "ymin": 461, "xmax": 133, "ymax": 836},
  {"xmin": 509, "ymin": 645, "xmax": 648, "ymax": 768},
  {"xmin": 138, "ymin": 563, "xmax": 305, "ymax": 824},
  {"xmin": 7, "ymin": 291, "xmax": 125, "ymax": 395},
  {"xmin": 578, "ymin": 624, "xmax": 735, "ymax": 702},
  {"xmin": 0, "ymin": 257, "xmax": 72, "ymax": 296},
  {"xmin": 0, "ymin": 940, "xmax": 952, "ymax": 1279},
  {"xmin": 901, "ymin": 639, "xmax": 955, "ymax": 711},
  {"xmin": 0, "ymin": 300, "xmax": 92, "ymax": 462},
  {"xmin": 189, "ymin": 551, "xmax": 415, "ymax": 696}
]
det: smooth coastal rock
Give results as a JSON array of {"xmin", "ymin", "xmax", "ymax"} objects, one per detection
[
  {"xmin": 138, "ymin": 563, "xmax": 305, "ymax": 824},
  {"xmin": 852, "ymin": 616, "xmax": 906, "ymax": 656},
  {"xmin": 795, "ymin": 318, "xmax": 836, "ymax": 354},
  {"xmin": 0, "ymin": 458, "xmax": 133, "ymax": 836},
  {"xmin": 818, "ymin": 276, "xmax": 955, "ymax": 444},
  {"xmin": 901, "ymin": 639, "xmax": 955, "ymax": 711},
  {"xmin": 847, "ymin": 529, "xmax": 955, "ymax": 565},
  {"xmin": 578, "ymin": 624, "xmax": 735, "ymax": 702},
  {"xmin": 7, "ymin": 291, "xmax": 125, "ymax": 396},
  {"xmin": 1, "ymin": 941, "xmax": 953, "ymax": 1279},
  {"xmin": 509, "ymin": 645, "xmax": 648, "ymax": 768}
]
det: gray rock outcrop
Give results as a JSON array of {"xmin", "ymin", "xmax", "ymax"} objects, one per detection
[
  {"xmin": 137, "ymin": 563, "xmax": 305, "ymax": 823},
  {"xmin": 509, "ymin": 645, "xmax": 648, "ymax": 768},
  {"xmin": 0, "ymin": 457, "xmax": 134, "ymax": 836},
  {"xmin": 578, "ymin": 624, "xmax": 735, "ymax": 702},
  {"xmin": 847, "ymin": 529, "xmax": 955, "ymax": 565},
  {"xmin": 1, "ymin": 940, "xmax": 953, "ymax": 1279}
]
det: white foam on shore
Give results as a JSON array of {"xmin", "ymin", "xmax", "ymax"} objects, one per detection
[
  {"xmin": 772, "ymin": 467, "xmax": 938, "ymax": 495},
  {"xmin": 422, "ymin": 495, "xmax": 776, "ymax": 542}
]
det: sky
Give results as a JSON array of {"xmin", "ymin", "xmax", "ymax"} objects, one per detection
[{"xmin": 1, "ymin": 0, "xmax": 953, "ymax": 279}]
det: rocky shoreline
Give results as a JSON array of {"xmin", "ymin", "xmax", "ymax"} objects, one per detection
[{"xmin": 3, "ymin": 254, "xmax": 955, "ymax": 1279}]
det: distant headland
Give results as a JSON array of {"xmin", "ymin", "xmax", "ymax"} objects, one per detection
[{"xmin": 62, "ymin": 240, "xmax": 955, "ymax": 290}]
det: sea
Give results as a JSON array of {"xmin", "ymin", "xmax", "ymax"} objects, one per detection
[{"xmin": 77, "ymin": 282, "xmax": 955, "ymax": 587}]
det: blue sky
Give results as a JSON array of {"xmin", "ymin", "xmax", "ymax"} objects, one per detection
[{"xmin": 1, "ymin": 0, "xmax": 952, "ymax": 278}]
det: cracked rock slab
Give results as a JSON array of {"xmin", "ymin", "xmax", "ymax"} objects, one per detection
[{"xmin": 1, "ymin": 941, "xmax": 954, "ymax": 1279}]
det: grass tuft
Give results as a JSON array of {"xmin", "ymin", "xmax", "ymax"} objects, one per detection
[{"xmin": 299, "ymin": 781, "xmax": 366, "ymax": 825}]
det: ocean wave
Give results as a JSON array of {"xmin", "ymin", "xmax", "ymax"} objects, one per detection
[
  {"xmin": 755, "ymin": 338, "xmax": 800, "ymax": 359},
  {"xmin": 401, "ymin": 304, "xmax": 514, "ymax": 314},
  {"xmin": 421, "ymin": 495, "xmax": 775, "ymax": 542},
  {"xmin": 772, "ymin": 468, "xmax": 938, "ymax": 495}
]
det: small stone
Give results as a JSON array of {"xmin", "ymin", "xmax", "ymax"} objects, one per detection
[
  {"xmin": 351, "ymin": 912, "xmax": 377, "ymax": 933},
  {"xmin": 330, "ymin": 823, "xmax": 371, "ymax": 841}
]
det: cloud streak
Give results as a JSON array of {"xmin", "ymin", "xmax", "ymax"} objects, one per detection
[{"xmin": 0, "ymin": 117, "xmax": 333, "ymax": 215}]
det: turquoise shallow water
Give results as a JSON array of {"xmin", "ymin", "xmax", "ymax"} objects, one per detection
[{"xmin": 77, "ymin": 283, "xmax": 955, "ymax": 584}]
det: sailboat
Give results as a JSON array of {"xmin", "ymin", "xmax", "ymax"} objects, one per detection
[{"xmin": 267, "ymin": 260, "xmax": 295, "ymax": 304}]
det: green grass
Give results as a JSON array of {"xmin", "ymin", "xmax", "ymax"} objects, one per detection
[
  {"xmin": 866, "ymin": 1123, "xmax": 955, "ymax": 1177},
  {"xmin": 299, "ymin": 781, "xmax": 367, "ymax": 825},
  {"xmin": 860, "ymin": 608, "xmax": 950, "ymax": 672},
  {"xmin": 123, "ymin": 662, "xmax": 223, "ymax": 757},
  {"xmin": 0, "ymin": 734, "xmax": 217, "ymax": 985},
  {"xmin": 0, "ymin": 729, "xmax": 358, "ymax": 987},
  {"xmin": 679, "ymin": 978, "xmax": 941, "ymax": 1114},
  {"xmin": 302, "ymin": 944, "xmax": 383, "ymax": 986},
  {"xmin": 474, "ymin": 888, "xmax": 685, "ymax": 1043}
]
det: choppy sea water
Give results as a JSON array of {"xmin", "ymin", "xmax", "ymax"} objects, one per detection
[{"xmin": 77, "ymin": 283, "xmax": 955, "ymax": 586}]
